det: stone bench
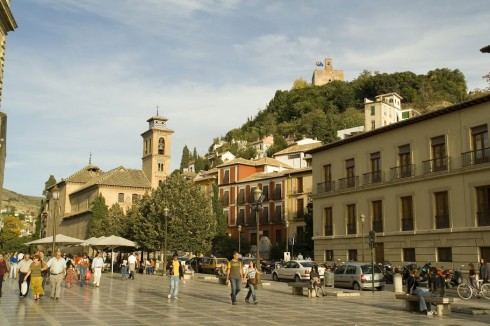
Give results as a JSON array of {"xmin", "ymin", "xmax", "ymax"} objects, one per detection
[
  {"xmin": 395, "ymin": 293, "xmax": 459, "ymax": 315},
  {"xmin": 287, "ymin": 282, "xmax": 316, "ymax": 298}
]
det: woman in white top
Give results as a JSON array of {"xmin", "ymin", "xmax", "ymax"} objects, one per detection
[{"xmin": 244, "ymin": 261, "xmax": 258, "ymax": 304}]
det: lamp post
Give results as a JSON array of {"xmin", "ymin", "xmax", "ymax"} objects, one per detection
[
  {"xmin": 360, "ymin": 214, "xmax": 365, "ymax": 262},
  {"xmin": 284, "ymin": 220, "xmax": 289, "ymax": 256},
  {"xmin": 51, "ymin": 185, "xmax": 60, "ymax": 255},
  {"xmin": 238, "ymin": 224, "xmax": 242, "ymax": 254},
  {"xmin": 252, "ymin": 187, "xmax": 264, "ymax": 273},
  {"xmin": 163, "ymin": 207, "xmax": 170, "ymax": 276}
]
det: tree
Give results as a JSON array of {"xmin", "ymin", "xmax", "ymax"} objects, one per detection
[
  {"xmin": 212, "ymin": 184, "xmax": 227, "ymax": 236},
  {"xmin": 293, "ymin": 203, "xmax": 313, "ymax": 258},
  {"xmin": 89, "ymin": 194, "xmax": 109, "ymax": 237},
  {"xmin": 43, "ymin": 175, "xmax": 57, "ymax": 195},
  {"xmin": 0, "ymin": 215, "xmax": 24, "ymax": 250},
  {"xmin": 179, "ymin": 145, "xmax": 191, "ymax": 171},
  {"xmin": 107, "ymin": 203, "xmax": 126, "ymax": 236},
  {"xmin": 291, "ymin": 78, "xmax": 309, "ymax": 90},
  {"xmin": 266, "ymin": 134, "xmax": 288, "ymax": 157}
]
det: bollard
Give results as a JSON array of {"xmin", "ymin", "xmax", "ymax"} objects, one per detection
[
  {"xmin": 324, "ymin": 271, "xmax": 334, "ymax": 288},
  {"xmin": 393, "ymin": 273, "xmax": 403, "ymax": 293}
]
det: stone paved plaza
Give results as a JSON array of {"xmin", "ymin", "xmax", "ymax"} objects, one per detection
[{"xmin": 0, "ymin": 272, "xmax": 489, "ymax": 325}]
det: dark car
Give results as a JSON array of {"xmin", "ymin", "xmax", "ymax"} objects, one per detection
[{"xmin": 189, "ymin": 257, "xmax": 205, "ymax": 273}]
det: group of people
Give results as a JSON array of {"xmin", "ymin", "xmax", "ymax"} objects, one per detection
[{"xmin": 0, "ymin": 250, "xmax": 109, "ymax": 300}]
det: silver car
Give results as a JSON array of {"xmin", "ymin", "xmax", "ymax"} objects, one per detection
[
  {"xmin": 333, "ymin": 262, "xmax": 385, "ymax": 291},
  {"xmin": 272, "ymin": 260, "xmax": 325, "ymax": 282}
]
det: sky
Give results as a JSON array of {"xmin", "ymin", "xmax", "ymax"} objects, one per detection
[{"xmin": 2, "ymin": 0, "xmax": 490, "ymax": 196}]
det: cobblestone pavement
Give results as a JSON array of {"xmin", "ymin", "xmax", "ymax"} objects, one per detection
[{"xmin": 0, "ymin": 273, "xmax": 489, "ymax": 325}]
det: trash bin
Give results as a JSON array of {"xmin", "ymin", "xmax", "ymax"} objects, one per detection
[{"xmin": 324, "ymin": 271, "xmax": 334, "ymax": 288}]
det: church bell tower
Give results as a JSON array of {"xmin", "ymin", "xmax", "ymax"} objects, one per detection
[{"xmin": 141, "ymin": 115, "xmax": 174, "ymax": 188}]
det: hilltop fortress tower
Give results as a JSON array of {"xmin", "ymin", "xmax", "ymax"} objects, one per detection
[{"xmin": 312, "ymin": 58, "xmax": 344, "ymax": 86}]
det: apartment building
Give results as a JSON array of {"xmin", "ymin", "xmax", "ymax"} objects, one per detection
[{"xmin": 308, "ymin": 94, "xmax": 490, "ymax": 268}]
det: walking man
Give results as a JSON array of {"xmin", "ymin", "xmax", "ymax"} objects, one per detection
[
  {"xmin": 0, "ymin": 254, "xmax": 9, "ymax": 297},
  {"xmin": 91, "ymin": 251, "xmax": 104, "ymax": 287},
  {"xmin": 47, "ymin": 249, "xmax": 66, "ymax": 301},
  {"xmin": 226, "ymin": 251, "xmax": 244, "ymax": 305},
  {"xmin": 128, "ymin": 253, "xmax": 137, "ymax": 280},
  {"xmin": 167, "ymin": 253, "xmax": 184, "ymax": 299},
  {"xmin": 17, "ymin": 253, "xmax": 32, "ymax": 298}
]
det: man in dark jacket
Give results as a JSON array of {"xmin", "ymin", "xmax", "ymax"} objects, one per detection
[
  {"xmin": 167, "ymin": 253, "xmax": 184, "ymax": 299},
  {"xmin": 479, "ymin": 258, "xmax": 489, "ymax": 284}
]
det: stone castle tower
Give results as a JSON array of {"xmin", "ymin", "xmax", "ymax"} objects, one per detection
[
  {"xmin": 141, "ymin": 115, "xmax": 174, "ymax": 188},
  {"xmin": 311, "ymin": 58, "xmax": 344, "ymax": 86}
]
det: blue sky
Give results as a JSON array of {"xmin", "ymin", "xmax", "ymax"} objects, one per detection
[{"xmin": 2, "ymin": 0, "xmax": 490, "ymax": 196}]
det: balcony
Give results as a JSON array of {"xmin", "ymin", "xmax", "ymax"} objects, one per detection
[
  {"xmin": 462, "ymin": 148, "xmax": 490, "ymax": 166},
  {"xmin": 435, "ymin": 214, "xmax": 450, "ymax": 229},
  {"xmin": 422, "ymin": 157, "xmax": 450, "ymax": 174},
  {"xmin": 317, "ymin": 181, "xmax": 335, "ymax": 194},
  {"xmin": 372, "ymin": 220, "xmax": 383, "ymax": 233},
  {"xmin": 338, "ymin": 176, "xmax": 358, "ymax": 190},
  {"xmin": 390, "ymin": 164, "xmax": 415, "ymax": 180},
  {"xmin": 294, "ymin": 211, "xmax": 305, "ymax": 220},
  {"xmin": 347, "ymin": 223, "xmax": 356, "ymax": 235},
  {"xmin": 477, "ymin": 211, "xmax": 490, "ymax": 226},
  {"xmin": 362, "ymin": 171, "xmax": 384, "ymax": 185},
  {"xmin": 289, "ymin": 187, "xmax": 311, "ymax": 195},
  {"xmin": 401, "ymin": 218, "xmax": 414, "ymax": 231}
]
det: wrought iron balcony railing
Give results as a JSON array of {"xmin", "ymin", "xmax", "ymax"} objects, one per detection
[
  {"xmin": 317, "ymin": 181, "xmax": 335, "ymax": 194},
  {"xmin": 362, "ymin": 171, "xmax": 384, "ymax": 185},
  {"xmin": 390, "ymin": 164, "xmax": 415, "ymax": 180},
  {"xmin": 462, "ymin": 148, "xmax": 490, "ymax": 166},
  {"xmin": 401, "ymin": 218, "xmax": 414, "ymax": 231},
  {"xmin": 477, "ymin": 211, "xmax": 490, "ymax": 226},
  {"xmin": 422, "ymin": 157, "xmax": 450, "ymax": 174},
  {"xmin": 338, "ymin": 176, "xmax": 358, "ymax": 190},
  {"xmin": 435, "ymin": 214, "xmax": 450, "ymax": 229}
]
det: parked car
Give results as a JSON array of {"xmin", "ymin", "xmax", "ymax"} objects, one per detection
[
  {"xmin": 201, "ymin": 257, "xmax": 229, "ymax": 275},
  {"xmin": 272, "ymin": 260, "xmax": 325, "ymax": 282},
  {"xmin": 189, "ymin": 257, "xmax": 205, "ymax": 273},
  {"xmin": 333, "ymin": 262, "xmax": 385, "ymax": 291}
]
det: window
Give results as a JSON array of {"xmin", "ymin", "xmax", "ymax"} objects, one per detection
[
  {"xmin": 222, "ymin": 191, "xmax": 229, "ymax": 206},
  {"xmin": 398, "ymin": 144, "xmax": 412, "ymax": 177},
  {"xmin": 238, "ymin": 209, "xmax": 245, "ymax": 225},
  {"xmin": 347, "ymin": 204, "xmax": 356, "ymax": 235},
  {"xmin": 326, "ymin": 250, "xmax": 334, "ymax": 261},
  {"xmin": 319, "ymin": 164, "xmax": 333, "ymax": 193},
  {"xmin": 476, "ymin": 186, "xmax": 490, "ymax": 226},
  {"xmin": 370, "ymin": 106, "xmax": 375, "ymax": 115},
  {"xmin": 402, "ymin": 111, "xmax": 409, "ymax": 119},
  {"xmin": 238, "ymin": 189, "xmax": 245, "ymax": 205},
  {"xmin": 438, "ymin": 247, "xmax": 452, "ymax": 262},
  {"xmin": 223, "ymin": 170, "xmax": 230, "ymax": 183},
  {"xmin": 262, "ymin": 185, "xmax": 269, "ymax": 201},
  {"xmin": 371, "ymin": 121, "xmax": 375, "ymax": 130},
  {"xmin": 158, "ymin": 137, "xmax": 165, "ymax": 155},
  {"xmin": 118, "ymin": 193, "xmax": 124, "ymax": 203},
  {"xmin": 434, "ymin": 191, "xmax": 449, "ymax": 229},
  {"xmin": 274, "ymin": 205, "xmax": 282, "ymax": 222},
  {"xmin": 131, "ymin": 194, "xmax": 138, "ymax": 203},
  {"xmin": 431, "ymin": 135, "xmax": 447, "ymax": 172},
  {"xmin": 296, "ymin": 177, "xmax": 303, "ymax": 193},
  {"xmin": 403, "ymin": 248, "xmax": 416, "ymax": 262},
  {"xmin": 481, "ymin": 247, "xmax": 490, "ymax": 262},
  {"xmin": 343, "ymin": 158, "xmax": 355, "ymax": 188},
  {"xmin": 274, "ymin": 184, "xmax": 282, "ymax": 200},
  {"xmin": 370, "ymin": 152, "xmax": 381, "ymax": 182},
  {"xmin": 372, "ymin": 200, "xmax": 383, "ymax": 232},
  {"xmin": 401, "ymin": 196, "xmax": 414, "ymax": 231},
  {"xmin": 348, "ymin": 250, "xmax": 358, "ymax": 262},
  {"xmin": 472, "ymin": 125, "xmax": 489, "ymax": 163},
  {"xmin": 224, "ymin": 210, "xmax": 229, "ymax": 225},
  {"xmin": 296, "ymin": 199, "xmax": 304, "ymax": 219},
  {"xmin": 324, "ymin": 207, "xmax": 333, "ymax": 236},
  {"xmin": 158, "ymin": 162, "xmax": 164, "ymax": 172}
]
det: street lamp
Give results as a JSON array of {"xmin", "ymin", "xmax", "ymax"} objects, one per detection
[
  {"xmin": 284, "ymin": 219, "xmax": 289, "ymax": 256},
  {"xmin": 360, "ymin": 214, "xmax": 365, "ymax": 262},
  {"xmin": 238, "ymin": 224, "xmax": 242, "ymax": 254},
  {"xmin": 252, "ymin": 187, "xmax": 264, "ymax": 273},
  {"xmin": 163, "ymin": 207, "xmax": 170, "ymax": 276},
  {"xmin": 51, "ymin": 185, "xmax": 60, "ymax": 255}
]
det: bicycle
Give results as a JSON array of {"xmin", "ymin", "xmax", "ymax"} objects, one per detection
[{"xmin": 457, "ymin": 279, "xmax": 490, "ymax": 300}]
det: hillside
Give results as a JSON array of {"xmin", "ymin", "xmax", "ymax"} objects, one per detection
[{"xmin": 1, "ymin": 188, "xmax": 42, "ymax": 216}]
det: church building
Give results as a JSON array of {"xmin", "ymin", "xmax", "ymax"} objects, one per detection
[{"xmin": 42, "ymin": 115, "xmax": 173, "ymax": 241}]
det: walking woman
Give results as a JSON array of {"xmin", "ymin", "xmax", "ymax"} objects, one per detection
[
  {"xmin": 25, "ymin": 255, "xmax": 48, "ymax": 301},
  {"xmin": 244, "ymin": 260, "xmax": 258, "ymax": 304}
]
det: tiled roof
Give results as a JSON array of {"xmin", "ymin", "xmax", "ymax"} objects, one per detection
[
  {"xmin": 217, "ymin": 157, "xmax": 293, "ymax": 169},
  {"xmin": 217, "ymin": 157, "xmax": 255, "ymax": 167},
  {"xmin": 71, "ymin": 166, "xmax": 151, "ymax": 194},
  {"xmin": 238, "ymin": 166, "xmax": 312, "ymax": 183},
  {"xmin": 274, "ymin": 142, "xmax": 323, "ymax": 156},
  {"xmin": 64, "ymin": 164, "xmax": 104, "ymax": 183}
]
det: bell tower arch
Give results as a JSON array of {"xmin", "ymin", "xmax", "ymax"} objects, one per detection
[{"xmin": 141, "ymin": 115, "xmax": 174, "ymax": 188}]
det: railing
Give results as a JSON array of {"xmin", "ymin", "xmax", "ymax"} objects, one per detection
[
  {"xmin": 237, "ymin": 196, "xmax": 246, "ymax": 205},
  {"xmin": 372, "ymin": 220, "xmax": 383, "ymax": 232},
  {"xmin": 273, "ymin": 191, "xmax": 282, "ymax": 201},
  {"xmin": 289, "ymin": 187, "xmax": 311, "ymax": 195},
  {"xmin": 435, "ymin": 214, "xmax": 450, "ymax": 229},
  {"xmin": 294, "ymin": 211, "xmax": 304, "ymax": 220},
  {"xmin": 338, "ymin": 176, "xmax": 358, "ymax": 190},
  {"xmin": 422, "ymin": 157, "xmax": 450, "ymax": 174},
  {"xmin": 477, "ymin": 211, "xmax": 490, "ymax": 226},
  {"xmin": 317, "ymin": 181, "xmax": 335, "ymax": 194},
  {"xmin": 390, "ymin": 164, "xmax": 415, "ymax": 180},
  {"xmin": 362, "ymin": 171, "xmax": 384, "ymax": 185},
  {"xmin": 401, "ymin": 218, "xmax": 414, "ymax": 231},
  {"xmin": 324, "ymin": 226, "xmax": 333, "ymax": 236},
  {"xmin": 462, "ymin": 148, "xmax": 490, "ymax": 166},
  {"xmin": 347, "ymin": 223, "xmax": 356, "ymax": 235}
]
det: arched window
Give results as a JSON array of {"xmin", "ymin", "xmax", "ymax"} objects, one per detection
[{"xmin": 158, "ymin": 137, "xmax": 165, "ymax": 155}]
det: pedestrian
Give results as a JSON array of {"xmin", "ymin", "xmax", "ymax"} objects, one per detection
[
  {"xmin": 468, "ymin": 263, "xmax": 477, "ymax": 288},
  {"xmin": 244, "ymin": 260, "xmax": 258, "ymax": 304},
  {"xmin": 406, "ymin": 268, "xmax": 435, "ymax": 315},
  {"xmin": 65, "ymin": 256, "xmax": 77, "ymax": 288},
  {"xmin": 479, "ymin": 258, "xmax": 489, "ymax": 284},
  {"xmin": 24, "ymin": 254, "xmax": 48, "ymax": 301},
  {"xmin": 8, "ymin": 251, "xmax": 17, "ymax": 279},
  {"xmin": 38, "ymin": 250, "xmax": 48, "ymax": 292},
  {"xmin": 0, "ymin": 253, "xmax": 9, "ymax": 297},
  {"xmin": 128, "ymin": 253, "xmax": 137, "ymax": 280},
  {"xmin": 47, "ymin": 249, "xmax": 66, "ymax": 301},
  {"xmin": 120, "ymin": 255, "xmax": 128, "ymax": 280},
  {"xmin": 225, "ymin": 251, "xmax": 244, "ymax": 305},
  {"xmin": 17, "ymin": 252, "xmax": 32, "ymax": 298},
  {"xmin": 77, "ymin": 253, "xmax": 90, "ymax": 287},
  {"xmin": 310, "ymin": 265, "xmax": 325, "ymax": 297},
  {"xmin": 91, "ymin": 251, "xmax": 104, "ymax": 287},
  {"xmin": 167, "ymin": 253, "xmax": 184, "ymax": 299}
]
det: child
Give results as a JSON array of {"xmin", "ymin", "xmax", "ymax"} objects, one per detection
[{"xmin": 65, "ymin": 259, "xmax": 77, "ymax": 288}]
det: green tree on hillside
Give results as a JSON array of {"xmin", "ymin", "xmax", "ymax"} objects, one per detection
[
  {"xmin": 266, "ymin": 134, "xmax": 289, "ymax": 157},
  {"xmin": 43, "ymin": 175, "xmax": 57, "ymax": 195},
  {"xmin": 0, "ymin": 215, "xmax": 25, "ymax": 251},
  {"xmin": 180, "ymin": 145, "xmax": 191, "ymax": 171}
]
